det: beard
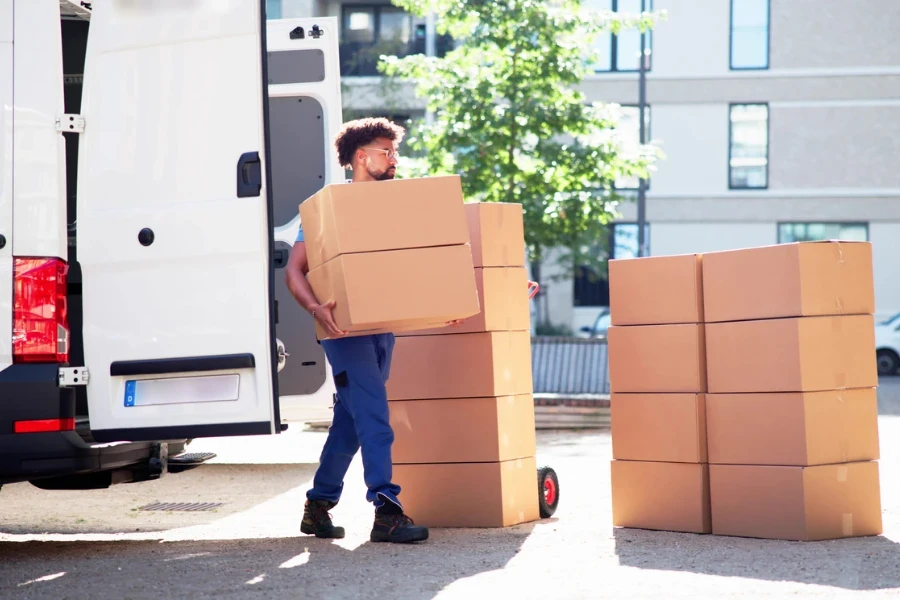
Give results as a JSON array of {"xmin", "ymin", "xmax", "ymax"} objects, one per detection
[{"xmin": 369, "ymin": 166, "xmax": 396, "ymax": 181}]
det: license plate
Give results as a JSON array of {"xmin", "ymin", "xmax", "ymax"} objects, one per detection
[{"xmin": 123, "ymin": 375, "xmax": 240, "ymax": 407}]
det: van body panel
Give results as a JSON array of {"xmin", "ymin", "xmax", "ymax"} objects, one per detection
[
  {"xmin": 12, "ymin": 0, "xmax": 67, "ymax": 260},
  {"xmin": 0, "ymin": 0, "xmax": 13, "ymax": 370}
]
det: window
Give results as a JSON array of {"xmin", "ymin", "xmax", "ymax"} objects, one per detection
[
  {"xmin": 265, "ymin": 0, "xmax": 281, "ymax": 19},
  {"xmin": 729, "ymin": 103, "xmax": 768, "ymax": 189},
  {"xmin": 730, "ymin": 0, "xmax": 769, "ymax": 70},
  {"xmin": 573, "ymin": 223, "xmax": 650, "ymax": 307},
  {"xmin": 614, "ymin": 105, "xmax": 651, "ymax": 190},
  {"xmin": 585, "ymin": 0, "xmax": 653, "ymax": 73},
  {"xmin": 778, "ymin": 223, "xmax": 869, "ymax": 244}
]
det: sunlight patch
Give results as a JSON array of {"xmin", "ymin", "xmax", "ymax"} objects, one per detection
[
  {"xmin": 279, "ymin": 550, "xmax": 310, "ymax": 569},
  {"xmin": 18, "ymin": 572, "xmax": 66, "ymax": 587}
]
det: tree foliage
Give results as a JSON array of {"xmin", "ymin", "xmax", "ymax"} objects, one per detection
[{"xmin": 380, "ymin": 0, "xmax": 666, "ymax": 277}]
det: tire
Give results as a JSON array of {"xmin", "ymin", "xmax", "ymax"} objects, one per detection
[
  {"xmin": 877, "ymin": 349, "xmax": 900, "ymax": 376},
  {"xmin": 538, "ymin": 466, "xmax": 560, "ymax": 519}
]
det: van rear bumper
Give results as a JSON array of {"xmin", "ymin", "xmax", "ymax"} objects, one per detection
[{"xmin": 0, "ymin": 363, "xmax": 154, "ymax": 484}]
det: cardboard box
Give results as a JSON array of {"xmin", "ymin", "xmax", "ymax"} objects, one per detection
[
  {"xmin": 387, "ymin": 331, "xmax": 533, "ymax": 400},
  {"xmin": 609, "ymin": 254, "xmax": 703, "ymax": 325},
  {"xmin": 393, "ymin": 456, "xmax": 540, "ymax": 527},
  {"xmin": 299, "ymin": 175, "xmax": 470, "ymax": 271},
  {"xmin": 465, "ymin": 202, "xmax": 526, "ymax": 268},
  {"xmin": 390, "ymin": 394, "xmax": 536, "ymax": 463},
  {"xmin": 709, "ymin": 462, "xmax": 883, "ymax": 541},
  {"xmin": 611, "ymin": 393, "xmax": 707, "ymax": 463},
  {"xmin": 705, "ymin": 315, "xmax": 877, "ymax": 393},
  {"xmin": 608, "ymin": 324, "xmax": 706, "ymax": 393},
  {"xmin": 707, "ymin": 389, "xmax": 880, "ymax": 466},
  {"xmin": 307, "ymin": 244, "xmax": 480, "ymax": 340},
  {"xmin": 702, "ymin": 241, "xmax": 875, "ymax": 323},
  {"xmin": 399, "ymin": 267, "xmax": 530, "ymax": 336},
  {"xmin": 611, "ymin": 461, "xmax": 711, "ymax": 534}
]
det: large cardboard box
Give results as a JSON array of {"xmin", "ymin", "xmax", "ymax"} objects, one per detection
[
  {"xmin": 387, "ymin": 331, "xmax": 533, "ymax": 400},
  {"xmin": 299, "ymin": 175, "xmax": 470, "ymax": 271},
  {"xmin": 706, "ymin": 389, "xmax": 880, "ymax": 466},
  {"xmin": 608, "ymin": 324, "xmax": 706, "ymax": 393},
  {"xmin": 390, "ymin": 394, "xmax": 536, "ymax": 463},
  {"xmin": 609, "ymin": 254, "xmax": 703, "ymax": 325},
  {"xmin": 611, "ymin": 461, "xmax": 711, "ymax": 534},
  {"xmin": 307, "ymin": 245, "xmax": 480, "ymax": 340},
  {"xmin": 393, "ymin": 456, "xmax": 540, "ymax": 527},
  {"xmin": 612, "ymin": 393, "xmax": 707, "ymax": 463},
  {"xmin": 702, "ymin": 241, "xmax": 874, "ymax": 323},
  {"xmin": 709, "ymin": 462, "xmax": 883, "ymax": 541},
  {"xmin": 398, "ymin": 267, "xmax": 530, "ymax": 336},
  {"xmin": 705, "ymin": 315, "xmax": 878, "ymax": 393},
  {"xmin": 464, "ymin": 202, "xmax": 526, "ymax": 268}
]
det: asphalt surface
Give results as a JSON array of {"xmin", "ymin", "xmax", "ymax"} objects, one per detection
[{"xmin": 1, "ymin": 379, "xmax": 899, "ymax": 599}]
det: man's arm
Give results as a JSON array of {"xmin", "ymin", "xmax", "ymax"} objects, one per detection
[{"xmin": 285, "ymin": 241, "xmax": 345, "ymax": 337}]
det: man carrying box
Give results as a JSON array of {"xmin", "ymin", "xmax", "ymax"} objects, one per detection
[{"xmin": 285, "ymin": 118, "xmax": 449, "ymax": 544}]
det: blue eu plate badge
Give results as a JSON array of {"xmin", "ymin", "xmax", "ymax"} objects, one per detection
[{"xmin": 124, "ymin": 380, "xmax": 136, "ymax": 407}]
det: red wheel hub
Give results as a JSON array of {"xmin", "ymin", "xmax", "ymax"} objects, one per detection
[{"xmin": 543, "ymin": 477, "xmax": 557, "ymax": 506}]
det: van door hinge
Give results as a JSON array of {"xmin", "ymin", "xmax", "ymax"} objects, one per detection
[
  {"xmin": 59, "ymin": 367, "xmax": 89, "ymax": 387},
  {"xmin": 56, "ymin": 114, "xmax": 85, "ymax": 133}
]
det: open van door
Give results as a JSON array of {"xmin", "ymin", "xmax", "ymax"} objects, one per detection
[
  {"xmin": 78, "ymin": 1, "xmax": 283, "ymax": 443},
  {"xmin": 265, "ymin": 16, "xmax": 343, "ymax": 421}
]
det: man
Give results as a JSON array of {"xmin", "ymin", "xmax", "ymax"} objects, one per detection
[{"xmin": 285, "ymin": 117, "xmax": 449, "ymax": 544}]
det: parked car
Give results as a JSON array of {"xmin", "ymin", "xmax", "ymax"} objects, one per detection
[
  {"xmin": 876, "ymin": 312, "xmax": 900, "ymax": 376},
  {"xmin": 578, "ymin": 308, "xmax": 611, "ymax": 340}
]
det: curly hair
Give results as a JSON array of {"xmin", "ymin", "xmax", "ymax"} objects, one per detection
[{"xmin": 334, "ymin": 117, "xmax": 406, "ymax": 168}]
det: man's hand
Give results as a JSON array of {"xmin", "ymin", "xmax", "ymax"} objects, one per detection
[{"xmin": 311, "ymin": 300, "xmax": 346, "ymax": 338}]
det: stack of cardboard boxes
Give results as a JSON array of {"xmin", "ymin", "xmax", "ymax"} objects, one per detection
[
  {"xmin": 608, "ymin": 241, "xmax": 883, "ymax": 541},
  {"xmin": 702, "ymin": 242, "xmax": 882, "ymax": 541},
  {"xmin": 385, "ymin": 202, "xmax": 541, "ymax": 528},
  {"xmin": 300, "ymin": 175, "xmax": 480, "ymax": 339},
  {"xmin": 607, "ymin": 254, "xmax": 711, "ymax": 535}
]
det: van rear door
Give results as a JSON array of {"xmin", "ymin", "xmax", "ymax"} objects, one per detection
[{"xmin": 78, "ymin": 0, "xmax": 284, "ymax": 442}]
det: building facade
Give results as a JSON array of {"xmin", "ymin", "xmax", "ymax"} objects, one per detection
[{"xmin": 268, "ymin": 0, "xmax": 900, "ymax": 330}]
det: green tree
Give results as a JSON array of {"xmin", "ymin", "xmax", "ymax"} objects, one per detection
[{"xmin": 380, "ymin": 0, "xmax": 666, "ymax": 324}]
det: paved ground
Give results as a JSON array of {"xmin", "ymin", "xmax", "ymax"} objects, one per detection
[{"xmin": 0, "ymin": 379, "xmax": 899, "ymax": 599}]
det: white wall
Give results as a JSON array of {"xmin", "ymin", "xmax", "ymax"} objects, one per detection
[
  {"xmin": 870, "ymin": 223, "xmax": 900, "ymax": 321},
  {"xmin": 654, "ymin": 0, "xmax": 731, "ymax": 78},
  {"xmin": 649, "ymin": 104, "xmax": 729, "ymax": 196},
  {"xmin": 649, "ymin": 222, "xmax": 777, "ymax": 255}
]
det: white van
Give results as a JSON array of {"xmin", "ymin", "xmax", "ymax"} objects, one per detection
[{"xmin": 0, "ymin": 0, "xmax": 340, "ymax": 489}]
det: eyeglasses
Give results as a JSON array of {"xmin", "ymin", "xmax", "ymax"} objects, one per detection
[{"xmin": 361, "ymin": 147, "xmax": 400, "ymax": 160}]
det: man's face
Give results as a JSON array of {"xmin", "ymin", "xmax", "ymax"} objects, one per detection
[{"xmin": 358, "ymin": 137, "xmax": 399, "ymax": 181}]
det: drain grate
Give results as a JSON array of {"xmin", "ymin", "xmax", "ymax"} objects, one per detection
[{"xmin": 137, "ymin": 502, "xmax": 224, "ymax": 512}]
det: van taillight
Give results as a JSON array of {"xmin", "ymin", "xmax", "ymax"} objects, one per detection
[{"xmin": 12, "ymin": 258, "xmax": 69, "ymax": 364}]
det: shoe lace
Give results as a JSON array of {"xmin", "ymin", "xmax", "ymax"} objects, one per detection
[
  {"xmin": 313, "ymin": 504, "xmax": 333, "ymax": 523},
  {"xmin": 383, "ymin": 513, "xmax": 414, "ymax": 527}
]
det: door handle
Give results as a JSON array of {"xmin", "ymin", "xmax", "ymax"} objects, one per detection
[{"xmin": 237, "ymin": 151, "xmax": 262, "ymax": 198}]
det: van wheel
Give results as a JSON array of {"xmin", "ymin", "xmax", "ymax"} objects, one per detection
[
  {"xmin": 877, "ymin": 350, "xmax": 900, "ymax": 376},
  {"xmin": 538, "ymin": 466, "xmax": 559, "ymax": 518}
]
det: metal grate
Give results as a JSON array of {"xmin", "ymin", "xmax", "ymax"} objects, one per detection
[
  {"xmin": 531, "ymin": 336, "xmax": 611, "ymax": 396},
  {"xmin": 137, "ymin": 502, "xmax": 224, "ymax": 512}
]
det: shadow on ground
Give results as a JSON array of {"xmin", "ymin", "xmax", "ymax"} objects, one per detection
[
  {"xmin": 0, "ymin": 524, "xmax": 536, "ymax": 599},
  {"xmin": 0, "ymin": 464, "xmax": 318, "ymax": 535},
  {"xmin": 614, "ymin": 527, "xmax": 900, "ymax": 591}
]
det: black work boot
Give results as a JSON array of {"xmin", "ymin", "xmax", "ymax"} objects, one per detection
[
  {"xmin": 370, "ymin": 503, "xmax": 429, "ymax": 544},
  {"xmin": 301, "ymin": 499, "xmax": 345, "ymax": 539}
]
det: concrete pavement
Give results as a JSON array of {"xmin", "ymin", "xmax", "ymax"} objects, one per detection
[{"xmin": 0, "ymin": 380, "xmax": 899, "ymax": 599}]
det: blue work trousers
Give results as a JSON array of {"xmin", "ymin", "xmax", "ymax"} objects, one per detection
[{"xmin": 307, "ymin": 333, "xmax": 402, "ymax": 509}]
